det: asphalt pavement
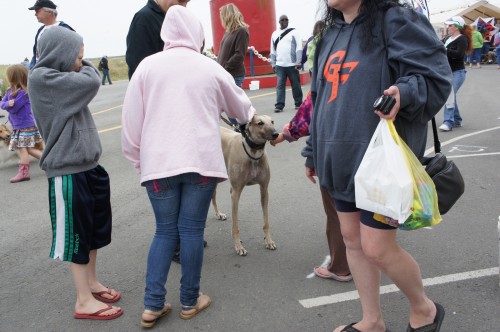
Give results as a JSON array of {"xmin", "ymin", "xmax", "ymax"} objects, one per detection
[{"xmin": 1, "ymin": 66, "xmax": 499, "ymax": 332}]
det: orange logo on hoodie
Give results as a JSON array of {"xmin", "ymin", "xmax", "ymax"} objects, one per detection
[{"xmin": 323, "ymin": 51, "xmax": 359, "ymax": 103}]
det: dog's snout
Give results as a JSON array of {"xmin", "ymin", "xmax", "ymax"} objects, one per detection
[{"xmin": 271, "ymin": 132, "xmax": 279, "ymax": 140}]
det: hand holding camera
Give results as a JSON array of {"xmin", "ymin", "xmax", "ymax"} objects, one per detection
[{"xmin": 373, "ymin": 95, "xmax": 396, "ymax": 115}]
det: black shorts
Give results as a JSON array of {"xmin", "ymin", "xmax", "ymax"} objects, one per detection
[
  {"xmin": 334, "ymin": 199, "xmax": 397, "ymax": 230},
  {"xmin": 48, "ymin": 165, "xmax": 112, "ymax": 264}
]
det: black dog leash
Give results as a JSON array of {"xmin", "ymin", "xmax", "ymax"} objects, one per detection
[{"xmin": 220, "ymin": 115, "xmax": 240, "ymax": 132}]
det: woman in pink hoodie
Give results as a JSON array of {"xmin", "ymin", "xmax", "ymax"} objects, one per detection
[{"xmin": 121, "ymin": 5, "xmax": 255, "ymax": 328}]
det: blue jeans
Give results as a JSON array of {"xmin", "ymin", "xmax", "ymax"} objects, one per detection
[
  {"xmin": 275, "ymin": 65, "xmax": 303, "ymax": 109},
  {"xmin": 101, "ymin": 68, "xmax": 112, "ymax": 85},
  {"xmin": 443, "ymin": 69, "xmax": 466, "ymax": 127},
  {"xmin": 470, "ymin": 48, "xmax": 482, "ymax": 64},
  {"xmin": 143, "ymin": 173, "xmax": 216, "ymax": 311},
  {"xmin": 228, "ymin": 76, "xmax": 245, "ymax": 125},
  {"xmin": 233, "ymin": 76, "xmax": 245, "ymax": 88}
]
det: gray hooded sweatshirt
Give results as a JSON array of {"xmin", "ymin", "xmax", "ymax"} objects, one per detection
[
  {"xmin": 28, "ymin": 26, "xmax": 102, "ymax": 178},
  {"xmin": 302, "ymin": 7, "xmax": 452, "ymax": 203}
]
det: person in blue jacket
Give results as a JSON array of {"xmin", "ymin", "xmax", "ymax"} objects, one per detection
[
  {"xmin": 28, "ymin": 0, "xmax": 74, "ymax": 69},
  {"xmin": 302, "ymin": 1, "xmax": 452, "ymax": 331}
]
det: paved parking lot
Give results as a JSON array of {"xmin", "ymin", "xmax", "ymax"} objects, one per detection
[{"xmin": 1, "ymin": 66, "xmax": 499, "ymax": 331}]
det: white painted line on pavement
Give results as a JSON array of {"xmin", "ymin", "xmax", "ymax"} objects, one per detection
[
  {"xmin": 424, "ymin": 126, "xmax": 500, "ymax": 156},
  {"xmin": 93, "ymin": 105, "xmax": 123, "ymax": 115},
  {"xmin": 307, "ymin": 255, "xmax": 331, "ymax": 279},
  {"xmin": 98, "ymin": 125, "xmax": 122, "ymax": 133},
  {"xmin": 448, "ymin": 152, "xmax": 500, "ymax": 158},
  {"xmin": 299, "ymin": 267, "xmax": 499, "ymax": 308}
]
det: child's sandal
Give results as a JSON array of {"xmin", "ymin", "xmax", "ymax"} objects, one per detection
[
  {"xmin": 141, "ymin": 304, "xmax": 171, "ymax": 328},
  {"xmin": 179, "ymin": 293, "xmax": 211, "ymax": 320}
]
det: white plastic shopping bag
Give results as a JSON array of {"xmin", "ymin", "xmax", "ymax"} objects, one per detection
[{"xmin": 354, "ymin": 119, "xmax": 413, "ymax": 222}]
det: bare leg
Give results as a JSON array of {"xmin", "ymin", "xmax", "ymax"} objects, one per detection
[
  {"xmin": 71, "ymin": 260, "xmax": 121, "ymax": 316},
  {"xmin": 360, "ymin": 224, "xmax": 436, "ymax": 329},
  {"xmin": 333, "ymin": 211, "xmax": 385, "ymax": 332},
  {"xmin": 333, "ymin": 211, "xmax": 436, "ymax": 332},
  {"xmin": 86, "ymin": 250, "xmax": 119, "ymax": 301},
  {"xmin": 320, "ymin": 188, "xmax": 349, "ymax": 275},
  {"xmin": 27, "ymin": 147, "xmax": 42, "ymax": 160},
  {"xmin": 18, "ymin": 147, "xmax": 29, "ymax": 164}
]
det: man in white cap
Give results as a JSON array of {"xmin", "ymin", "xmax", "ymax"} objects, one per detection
[{"xmin": 28, "ymin": 0, "xmax": 74, "ymax": 69}]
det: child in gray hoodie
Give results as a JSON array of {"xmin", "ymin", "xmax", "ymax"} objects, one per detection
[{"xmin": 28, "ymin": 26, "xmax": 123, "ymax": 320}]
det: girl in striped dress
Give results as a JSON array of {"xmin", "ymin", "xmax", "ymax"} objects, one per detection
[{"xmin": 0, "ymin": 64, "xmax": 43, "ymax": 183}]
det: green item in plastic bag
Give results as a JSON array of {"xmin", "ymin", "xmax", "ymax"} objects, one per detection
[{"xmin": 374, "ymin": 120, "xmax": 442, "ymax": 230}]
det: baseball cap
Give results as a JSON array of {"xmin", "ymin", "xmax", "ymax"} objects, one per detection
[
  {"xmin": 445, "ymin": 16, "xmax": 465, "ymax": 28},
  {"xmin": 28, "ymin": 0, "xmax": 57, "ymax": 10}
]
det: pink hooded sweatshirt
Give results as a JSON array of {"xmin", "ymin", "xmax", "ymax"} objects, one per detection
[{"xmin": 122, "ymin": 5, "xmax": 255, "ymax": 184}]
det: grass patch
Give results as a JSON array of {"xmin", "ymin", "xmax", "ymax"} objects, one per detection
[{"xmin": 0, "ymin": 56, "xmax": 128, "ymax": 96}]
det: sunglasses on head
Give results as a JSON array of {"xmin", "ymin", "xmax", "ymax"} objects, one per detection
[{"xmin": 280, "ymin": 19, "xmax": 288, "ymax": 21}]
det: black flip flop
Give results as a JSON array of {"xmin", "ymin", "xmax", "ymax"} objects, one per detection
[
  {"xmin": 341, "ymin": 322, "xmax": 392, "ymax": 332},
  {"xmin": 407, "ymin": 302, "xmax": 445, "ymax": 332},
  {"xmin": 341, "ymin": 323, "xmax": 361, "ymax": 332}
]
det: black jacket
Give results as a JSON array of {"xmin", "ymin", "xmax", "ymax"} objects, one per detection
[
  {"xmin": 125, "ymin": 0, "xmax": 165, "ymax": 79},
  {"xmin": 443, "ymin": 34, "xmax": 468, "ymax": 72},
  {"xmin": 99, "ymin": 57, "xmax": 109, "ymax": 70}
]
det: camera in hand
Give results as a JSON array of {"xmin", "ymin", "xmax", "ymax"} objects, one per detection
[{"xmin": 373, "ymin": 95, "xmax": 396, "ymax": 115}]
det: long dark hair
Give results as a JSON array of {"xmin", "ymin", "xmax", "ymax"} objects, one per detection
[{"xmin": 319, "ymin": 0, "xmax": 414, "ymax": 51}]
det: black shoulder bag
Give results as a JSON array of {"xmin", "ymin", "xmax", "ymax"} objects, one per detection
[
  {"xmin": 380, "ymin": 9, "xmax": 464, "ymax": 215},
  {"xmin": 420, "ymin": 118, "xmax": 465, "ymax": 214}
]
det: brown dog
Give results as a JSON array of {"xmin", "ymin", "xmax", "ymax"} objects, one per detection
[
  {"xmin": 212, "ymin": 114, "xmax": 279, "ymax": 256},
  {"xmin": 0, "ymin": 123, "xmax": 44, "ymax": 165}
]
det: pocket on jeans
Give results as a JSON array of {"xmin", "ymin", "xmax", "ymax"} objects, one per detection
[
  {"xmin": 189, "ymin": 173, "xmax": 217, "ymax": 190},
  {"xmin": 144, "ymin": 178, "xmax": 170, "ymax": 197}
]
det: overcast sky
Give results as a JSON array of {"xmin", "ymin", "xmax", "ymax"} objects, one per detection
[{"xmin": 1, "ymin": 0, "xmax": 498, "ymax": 65}]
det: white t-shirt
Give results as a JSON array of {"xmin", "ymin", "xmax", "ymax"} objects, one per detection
[
  {"xmin": 36, "ymin": 22, "xmax": 60, "ymax": 61},
  {"xmin": 444, "ymin": 34, "xmax": 460, "ymax": 48}
]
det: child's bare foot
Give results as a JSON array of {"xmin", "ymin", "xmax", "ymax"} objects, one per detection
[
  {"xmin": 90, "ymin": 282, "xmax": 121, "ymax": 303},
  {"xmin": 92, "ymin": 286, "xmax": 122, "ymax": 303}
]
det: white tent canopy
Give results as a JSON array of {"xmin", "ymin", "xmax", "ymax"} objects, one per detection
[
  {"xmin": 430, "ymin": 0, "xmax": 500, "ymax": 38},
  {"xmin": 430, "ymin": 0, "xmax": 500, "ymax": 25}
]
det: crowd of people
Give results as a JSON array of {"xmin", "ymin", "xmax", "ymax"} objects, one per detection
[{"xmin": 4, "ymin": 0, "xmax": 494, "ymax": 331}]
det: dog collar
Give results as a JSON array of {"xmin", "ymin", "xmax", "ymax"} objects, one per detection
[{"xmin": 241, "ymin": 129, "xmax": 266, "ymax": 150}]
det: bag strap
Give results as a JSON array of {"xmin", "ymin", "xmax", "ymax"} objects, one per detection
[
  {"xmin": 430, "ymin": 117, "xmax": 441, "ymax": 154},
  {"xmin": 273, "ymin": 28, "xmax": 295, "ymax": 50}
]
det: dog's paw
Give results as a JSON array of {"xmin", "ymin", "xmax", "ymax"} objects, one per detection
[
  {"xmin": 215, "ymin": 212, "xmax": 227, "ymax": 220},
  {"xmin": 265, "ymin": 238, "xmax": 277, "ymax": 250},
  {"xmin": 235, "ymin": 242, "xmax": 247, "ymax": 256}
]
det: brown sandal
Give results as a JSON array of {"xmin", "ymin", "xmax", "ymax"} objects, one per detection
[
  {"xmin": 179, "ymin": 293, "xmax": 211, "ymax": 320},
  {"xmin": 141, "ymin": 304, "xmax": 171, "ymax": 328}
]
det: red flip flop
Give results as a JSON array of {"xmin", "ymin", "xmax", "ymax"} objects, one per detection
[
  {"xmin": 74, "ymin": 305, "xmax": 123, "ymax": 320},
  {"xmin": 92, "ymin": 287, "xmax": 121, "ymax": 303}
]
